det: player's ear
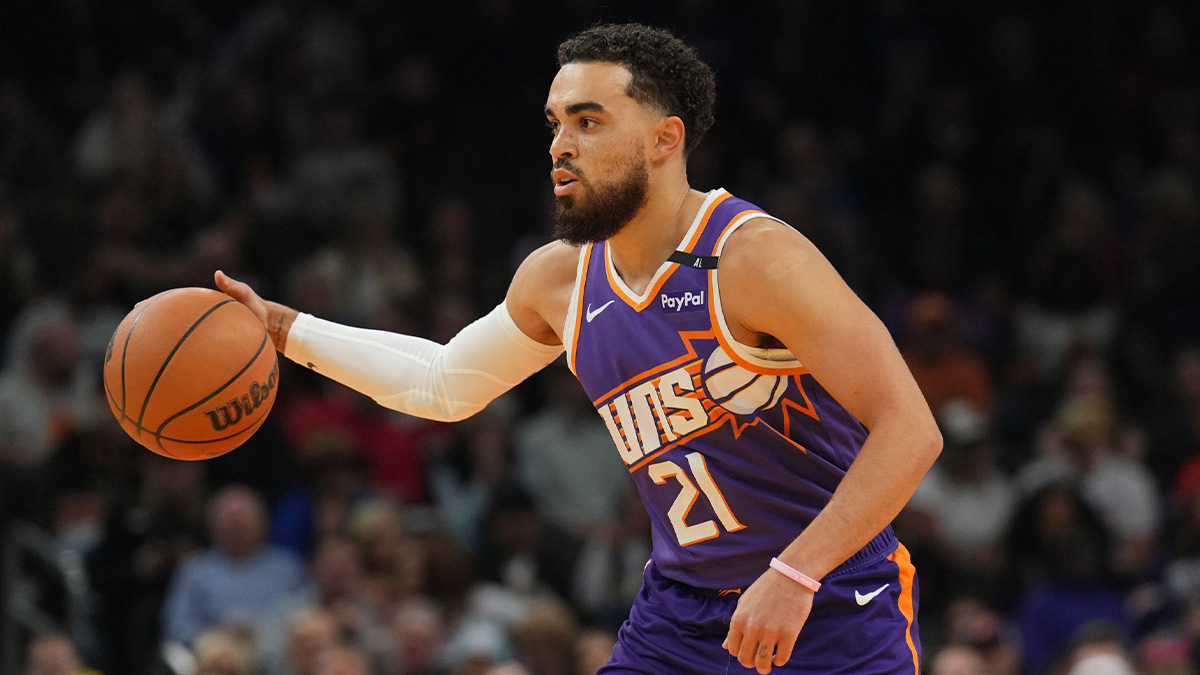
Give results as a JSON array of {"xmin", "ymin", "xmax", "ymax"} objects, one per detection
[{"xmin": 650, "ymin": 116, "xmax": 686, "ymax": 162}]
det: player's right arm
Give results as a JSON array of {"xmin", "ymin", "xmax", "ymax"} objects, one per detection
[{"xmin": 213, "ymin": 241, "xmax": 578, "ymax": 422}]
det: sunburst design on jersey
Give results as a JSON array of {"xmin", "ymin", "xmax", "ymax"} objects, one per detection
[{"xmin": 589, "ymin": 330, "xmax": 825, "ymax": 473}]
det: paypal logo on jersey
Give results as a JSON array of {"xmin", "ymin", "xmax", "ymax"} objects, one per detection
[{"xmin": 661, "ymin": 289, "xmax": 706, "ymax": 313}]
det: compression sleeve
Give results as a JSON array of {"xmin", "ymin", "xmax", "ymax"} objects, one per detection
[{"xmin": 283, "ymin": 303, "xmax": 563, "ymax": 422}]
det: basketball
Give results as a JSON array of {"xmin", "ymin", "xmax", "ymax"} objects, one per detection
[{"xmin": 102, "ymin": 287, "xmax": 279, "ymax": 460}]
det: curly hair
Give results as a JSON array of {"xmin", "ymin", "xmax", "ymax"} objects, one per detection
[{"xmin": 556, "ymin": 23, "xmax": 717, "ymax": 156}]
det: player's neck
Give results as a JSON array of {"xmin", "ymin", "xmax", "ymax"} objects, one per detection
[{"xmin": 607, "ymin": 180, "xmax": 705, "ymax": 294}]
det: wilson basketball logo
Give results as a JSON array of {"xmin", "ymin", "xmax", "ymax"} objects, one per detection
[
  {"xmin": 205, "ymin": 362, "xmax": 278, "ymax": 431},
  {"xmin": 702, "ymin": 348, "xmax": 786, "ymax": 415}
]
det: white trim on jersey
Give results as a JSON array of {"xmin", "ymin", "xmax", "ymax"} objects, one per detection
[
  {"xmin": 711, "ymin": 212, "xmax": 806, "ymax": 371},
  {"xmin": 563, "ymin": 243, "xmax": 589, "ymax": 374}
]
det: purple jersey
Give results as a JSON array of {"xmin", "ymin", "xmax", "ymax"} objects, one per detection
[{"xmin": 565, "ymin": 188, "xmax": 896, "ymax": 590}]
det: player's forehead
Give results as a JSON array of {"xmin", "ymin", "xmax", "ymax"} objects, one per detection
[{"xmin": 545, "ymin": 61, "xmax": 637, "ymax": 115}]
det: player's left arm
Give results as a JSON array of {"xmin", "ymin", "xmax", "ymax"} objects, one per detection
[{"xmin": 720, "ymin": 218, "xmax": 942, "ymax": 673}]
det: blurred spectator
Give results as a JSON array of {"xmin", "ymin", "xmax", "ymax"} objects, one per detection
[
  {"xmin": 1128, "ymin": 174, "xmax": 1200, "ymax": 375},
  {"xmin": 348, "ymin": 496, "xmax": 424, "ymax": 620},
  {"xmin": 1008, "ymin": 484, "xmax": 1135, "ymax": 674},
  {"xmin": 901, "ymin": 162, "xmax": 989, "ymax": 291},
  {"xmin": 71, "ymin": 73, "xmax": 161, "ymax": 183},
  {"xmin": 1017, "ymin": 184, "xmax": 1125, "ymax": 380},
  {"xmin": 514, "ymin": 364, "xmax": 629, "ymax": 536},
  {"xmin": 1061, "ymin": 623, "xmax": 1139, "ymax": 675},
  {"xmin": 907, "ymin": 400, "xmax": 1015, "ymax": 598},
  {"xmin": 0, "ymin": 299, "xmax": 97, "ymax": 468},
  {"xmin": 162, "ymin": 485, "xmax": 307, "ymax": 646},
  {"xmin": 315, "ymin": 645, "xmax": 371, "ymax": 675},
  {"xmin": 288, "ymin": 104, "xmax": 400, "ymax": 240},
  {"xmin": 300, "ymin": 197, "xmax": 424, "ymax": 328},
  {"xmin": 1151, "ymin": 346, "xmax": 1200, "ymax": 489},
  {"xmin": 270, "ymin": 433, "xmax": 375, "ymax": 559},
  {"xmin": 1137, "ymin": 634, "xmax": 1194, "ymax": 675},
  {"xmin": 280, "ymin": 383, "xmax": 435, "ymax": 509},
  {"xmin": 276, "ymin": 609, "xmax": 339, "ymax": 675},
  {"xmin": 192, "ymin": 627, "xmax": 254, "ymax": 675},
  {"xmin": 442, "ymin": 620, "xmax": 512, "ymax": 675},
  {"xmin": 21, "ymin": 633, "xmax": 102, "ymax": 675},
  {"xmin": 422, "ymin": 197, "xmax": 480, "ymax": 298},
  {"xmin": 257, "ymin": 534, "xmax": 389, "ymax": 675},
  {"xmin": 427, "ymin": 397, "xmax": 518, "ymax": 553},
  {"xmin": 88, "ymin": 453, "xmax": 206, "ymax": 673},
  {"xmin": 573, "ymin": 629, "xmax": 615, "ymax": 675},
  {"xmin": 761, "ymin": 122, "xmax": 871, "ymax": 294},
  {"xmin": 482, "ymin": 666, "xmax": 530, "ymax": 675},
  {"xmin": 477, "ymin": 487, "xmax": 581, "ymax": 607},
  {"xmin": 929, "ymin": 644, "xmax": 988, "ymax": 675},
  {"xmin": 1016, "ymin": 395, "xmax": 1160, "ymax": 578},
  {"xmin": 390, "ymin": 597, "xmax": 449, "ymax": 675},
  {"xmin": 511, "ymin": 599, "xmax": 578, "ymax": 675},
  {"xmin": 901, "ymin": 292, "xmax": 995, "ymax": 418},
  {"xmin": 572, "ymin": 489, "xmax": 652, "ymax": 630},
  {"xmin": 939, "ymin": 596, "xmax": 1023, "ymax": 675}
]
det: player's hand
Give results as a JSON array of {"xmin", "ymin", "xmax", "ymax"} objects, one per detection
[
  {"xmin": 214, "ymin": 270, "xmax": 268, "ymax": 323},
  {"xmin": 214, "ymin": 270, "xmax": 296, "ymax": 351},
  {"xmin": 723, "ymin": 567, "xmax": 815, "ymax": 673}
]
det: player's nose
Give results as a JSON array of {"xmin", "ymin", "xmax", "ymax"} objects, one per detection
[{"xmin": 549, "ymin": 128, "xmax": 576, "ymax": 160}]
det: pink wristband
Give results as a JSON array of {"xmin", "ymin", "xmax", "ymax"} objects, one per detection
[{"xmin": 769, "ymin": 557, "xmax": 821, "ymax": 593}]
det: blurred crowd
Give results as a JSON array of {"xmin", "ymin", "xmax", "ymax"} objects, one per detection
[{"xmin": 0, "ymin": 1, "xmax": 1198, "ymax": 674}]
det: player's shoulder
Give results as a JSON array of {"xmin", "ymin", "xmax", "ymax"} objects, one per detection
[
  {"xmin": 514, "ymin": 239, "xmax": 582, "ymax": 287},
  {"xmin": 507, "ymin": 239, "xmax": 581, "ymax": 345},
  {"xmin": 719, "ymin": 215, "xmax": 818, "ymax": 275}
]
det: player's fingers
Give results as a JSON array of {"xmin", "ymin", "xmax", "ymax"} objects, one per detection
[
  {"xmin": 214, "ymin": 270, "xmax": 241, "ymax": 296},
  {"xmin": 723, "ymin": 623, "xmax": 744, "ymax": 657},
  {"xmin": 754, "ymin": 641, "xmax": 776, "ymax": 674},
  {"xmin": 215, "ymin": 270, "xmax": 264, "ymax": 312},
  {"xmin": 737, "ymin": 631, "xmax": 764, "ymax": 669},
  {"xmin": 773, "ymin": 632, "xmax": 798, "ymax": 667}
]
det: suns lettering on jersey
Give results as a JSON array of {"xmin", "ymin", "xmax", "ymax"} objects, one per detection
[{"xmin": 597, "ymin": 362, "xmax": 709, "ymax": 465}]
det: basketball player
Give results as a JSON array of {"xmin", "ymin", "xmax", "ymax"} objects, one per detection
[{"xmin": 217, "ymin": 23, "xmax": 941, "ymax": 674}]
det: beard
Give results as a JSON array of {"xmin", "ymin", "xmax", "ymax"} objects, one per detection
[{"xmin": 552, "ymin": 157, "xmax": 650, "ymax": 246}]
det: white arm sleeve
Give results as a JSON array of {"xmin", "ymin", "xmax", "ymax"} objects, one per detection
[{"xmin": 283, "ymin": 303, "xmax": 563, "ymax": 422}]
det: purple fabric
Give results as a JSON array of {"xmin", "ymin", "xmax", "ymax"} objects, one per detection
[{"xmin": 600, "ymin": 548, "xmax": 921, "ymax": 674}]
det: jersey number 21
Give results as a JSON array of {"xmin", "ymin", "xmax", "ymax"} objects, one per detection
[{"xmin": 649, "ymin": 452, "xmax": 745, "ymax": 546}]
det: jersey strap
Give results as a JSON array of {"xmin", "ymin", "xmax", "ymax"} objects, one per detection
[{"xmin": 667, "ymin": 250, "xmax": 720, "ymax": 269}]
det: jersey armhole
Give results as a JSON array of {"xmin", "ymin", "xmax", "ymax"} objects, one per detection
[
  {"xmin": 709, "ymin": 215, "xmax": 808, "ymax": 375},
  {"xmin": 562, "ymin": 243, "xmax": 592, "ymax": 375}
]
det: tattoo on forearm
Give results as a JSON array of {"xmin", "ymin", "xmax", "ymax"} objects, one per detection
[{"xmin": 271, "ymin": 313, "xmax": 286, "ymax": 347}]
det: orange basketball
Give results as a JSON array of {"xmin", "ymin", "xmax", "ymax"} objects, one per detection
[{"xmin": 103, "ymin": 287, "xmax": 279, "ymax": 460}]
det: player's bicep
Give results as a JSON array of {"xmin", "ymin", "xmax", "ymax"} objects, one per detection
[{"xmin": 720, "ymin": 224, "xmax": 925, "ymax": 429}]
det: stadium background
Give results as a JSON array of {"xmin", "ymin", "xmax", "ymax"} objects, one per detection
[{"xmin": 1, "ymin": 0, "xmax": 1199, "ymax": 673}]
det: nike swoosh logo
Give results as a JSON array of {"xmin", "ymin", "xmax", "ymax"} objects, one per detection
[
  {"xmin": 854, "ymin": 584, "xmax": 890, "ymax": 606},
  {"xmin": 586, "ymin": 300, "xmax": 615, "ymax": 323}
]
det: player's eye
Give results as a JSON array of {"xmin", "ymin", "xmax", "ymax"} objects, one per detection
[
  {"xmin": 546, "ymin": 120, "xmax": 560, "ymax": 134},
  {"xmin": 581, "ymin": 118, "xmax": 598, "ymax": 129}
]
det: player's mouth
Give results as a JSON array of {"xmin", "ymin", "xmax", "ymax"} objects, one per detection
[{"xmin": 552, "ymin": 169, "xmax": 581, "ymax": 196}]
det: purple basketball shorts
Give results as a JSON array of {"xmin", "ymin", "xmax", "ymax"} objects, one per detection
[{"xmin": 598, "ymin": 542, "xmax": 921, "ymax": 674}]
